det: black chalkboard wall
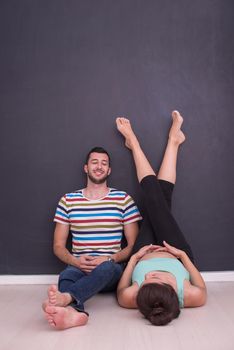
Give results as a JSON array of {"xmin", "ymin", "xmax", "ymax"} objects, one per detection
[{"xmin": 1, "ymin": 0, "xmax": 234, "ymax": 274}]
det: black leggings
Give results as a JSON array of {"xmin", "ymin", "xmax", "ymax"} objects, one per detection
[{"xmin": 133, "ymin": 175, "xmax": 194, "ymax": 262}]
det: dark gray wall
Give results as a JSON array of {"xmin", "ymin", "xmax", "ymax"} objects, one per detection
[{"xmin": 1, "ymin": 0, "xmax": 233, "ymax": 274}]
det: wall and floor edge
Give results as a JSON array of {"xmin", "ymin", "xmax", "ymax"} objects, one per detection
[{"xmin": 0, "ymin": 271, "xmax": 234, "ymax": 285}]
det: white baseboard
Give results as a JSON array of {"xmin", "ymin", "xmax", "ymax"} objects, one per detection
[
  {"xmin": 0, "ymin": 275, "xmax": 58, "ymax": 285},
  {"xmin": 0, "ymin": 271, "xmax": 234, "ymax": 285},
  {"xmin": 201, "ymin": 271, "xmax": 234, "ymax": 282}
]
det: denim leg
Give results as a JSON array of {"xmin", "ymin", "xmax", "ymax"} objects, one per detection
[
  {"xmin": 58, "ymin": 262, "xmax": 123, "ymax": 312},
  {"xmin": 58, "ymin": 261, "xmax": 123, "ymax": 313},
  {"xmin": 100, "ymin": 262, "xmax": 124, "ymax": 292},
  {"xmin": 59, "ymin": 265, "xmax": 85, "ymax": 293},
  {"xmin": 69, "ymin": 261, "xmax": 123, "ymax": 303},
  {"xmin": 58, "ymin": 265, "xmax": 87, "ymax": 314}
]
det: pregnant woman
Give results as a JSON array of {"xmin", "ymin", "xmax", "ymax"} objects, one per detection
[{"xmin": 116, "ymin": 111, "xmax": 207, "ymax": 326}]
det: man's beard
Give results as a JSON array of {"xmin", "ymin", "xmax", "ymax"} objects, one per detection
[{"xmin": 87, "ymin": 172, "xmax": 109, "ymax": 184}]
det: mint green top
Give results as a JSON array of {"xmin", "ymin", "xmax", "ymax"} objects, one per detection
[{"xmin": 132, "ymin": 258, "xmax": 190, "ymax": 308}]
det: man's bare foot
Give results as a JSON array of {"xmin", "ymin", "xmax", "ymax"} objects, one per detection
[
  {"xmin": 169, "ymin": 110, "xmax": 186, "ymax": 145},
  {"xmin": 42, "ymin": 285, "xmax": 73, "ymax": 311},
  {"xmin": 44, "ymin": 305, "xmax": 88, "ymax": 330},
  {"xmin": 116, "ymin": 117, "xmax": 139, "ymax": 150}
]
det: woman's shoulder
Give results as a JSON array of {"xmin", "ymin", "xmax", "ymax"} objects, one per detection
[
  {"xmin": 117, "ymin": 283, "xmax": 139, "ymax": 309},
  {"xmin": 183, "ymin": 281, "xmax": 207, "ymax": 307}
]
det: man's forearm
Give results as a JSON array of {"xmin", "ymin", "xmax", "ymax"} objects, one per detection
[
  {"xmin": 112, "ymin": 244, "xmax": 134, "ymax": 263},
  {"xmin": 54, "ymin": 246, "xmax": 79, "ymax": 267},
  {"xmin": 113, "ymin": 221, "xmax": 139, "ymax": 263}
]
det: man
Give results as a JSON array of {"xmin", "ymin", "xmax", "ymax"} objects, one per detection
[{"xmin": 43, "ymin": 147, "xmax": 141, "ymax": 330}]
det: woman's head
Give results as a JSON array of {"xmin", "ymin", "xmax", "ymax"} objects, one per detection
[{"xmin": 136, "ymin": 283, "xmax": 180, "ymax": 326}]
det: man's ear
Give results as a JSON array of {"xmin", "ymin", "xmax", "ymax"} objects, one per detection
[{"xmin": 84, "ymin": 164, "xmax": 88, "ymax": 174}]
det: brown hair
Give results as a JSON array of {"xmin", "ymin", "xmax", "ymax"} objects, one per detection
[
  {"xmin": 85, "ymin": 147, "xmax": 111, "ymax": 165},
  {"xmin": 136, "ymin": 283, "xmax": 180, "ymax": 326}
]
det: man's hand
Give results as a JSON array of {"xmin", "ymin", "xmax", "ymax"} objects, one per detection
[
  {"xmin": 75, "ymin": 255, "xmax": 97, "ymax": 273},
  {"xmin": 74, "ymin": 255, "xmax": 112, "ymax": 273},
  {"xmin": 91, "ymin": 256, "xmax": 110, "ymax": 266}
]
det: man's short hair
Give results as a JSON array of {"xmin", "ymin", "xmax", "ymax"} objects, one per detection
[{"xmin": 85, "ymin": 147, "xmax": 111, "ymax": 165}]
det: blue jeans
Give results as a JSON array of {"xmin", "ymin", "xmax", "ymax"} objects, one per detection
[{"xmin": 58, "ymin": 261, "xmax": 124, "ymax": 315}]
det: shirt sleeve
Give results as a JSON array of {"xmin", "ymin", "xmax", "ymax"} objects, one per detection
[
  {"xmin": 54, "ymin": 195, "xmax": 70, "ymax": 225},
  {"xmin": 122, "ymin": 194, "xmax": 142, "ymax": 225}
]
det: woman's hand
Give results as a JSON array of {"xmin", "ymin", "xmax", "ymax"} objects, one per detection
[
  {"xmin": 133, "ymin": 244, "xmax": 162, "ymax": 261},
  {"xmin": 160, "ymin": 241, "xmax": 185, "ymax": 259}
]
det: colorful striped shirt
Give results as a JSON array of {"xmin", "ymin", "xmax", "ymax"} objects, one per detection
[{"xmin": 54, "ymin": 188, "xmax": 142, "ymax": 257}]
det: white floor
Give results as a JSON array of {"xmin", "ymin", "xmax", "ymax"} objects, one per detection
[{"xmin": 0, "ymin": 282, "xmax": 233, "ymax": 350}]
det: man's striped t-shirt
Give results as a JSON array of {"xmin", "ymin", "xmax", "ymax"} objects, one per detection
[{"xmin": 54, "ymin": 188, "xmax": 142, "ymax": 257}]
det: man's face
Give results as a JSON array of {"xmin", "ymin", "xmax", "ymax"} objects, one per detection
[{"xmin": 84, "ymin": 152, "xmax": 111, "ymax": 184}]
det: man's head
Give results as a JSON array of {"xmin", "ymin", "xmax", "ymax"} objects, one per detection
[{"xmin": 84, "ymin": 147, "xmax": 111, "ymax": 185}]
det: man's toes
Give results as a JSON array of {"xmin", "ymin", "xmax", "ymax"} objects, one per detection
[
  {"xmin": 47, "ymin": 318, "xmax": 56, "ymax": 326},
  {"xmin": 44, "ymin": 312, "xmax": 50, "ymax": 320},
  {"xmin": 48, "ymin": 290, "xmax": 56, "ymax": 299},
  {"xmin": 42, "ymin": 300, "xmax": 49, "ymax": 311},
  {"xmin": 48, "ymin": 284, "xmax": 57, "ymax": 294},
  {"xmin": 46, "ymin": 316, "xmax": 56, "ymax": 327},
  {"xmin": 45, "ymin": 305, "xmax": 57, "ymax": 314},
  {"xmin": 48, "ymin": 296, "xmax": 56, "ymax": 305}
]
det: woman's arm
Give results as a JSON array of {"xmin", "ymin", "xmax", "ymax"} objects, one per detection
[
  {"xmin": 117, "ymin": 255, "xmax": 137, "ymax": 293},
  {"xmin": 179, "ymin": 252, "xmax": 207, "ymax": 307},
  {"xmin": 180, "ymin": 251, "xmax": 206, "ymax": 289},
  {"xmin": 162, "ymin": 241, "xmax": 207, "ymax": 307},
  {"xmin": 117, "ymin": 255, "xmax": 139, "ymax": 308}
]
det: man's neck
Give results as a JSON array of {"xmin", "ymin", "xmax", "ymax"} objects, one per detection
[{"xmin": 83, "ymin": 181, "xmax": 109, "ymax": 200}]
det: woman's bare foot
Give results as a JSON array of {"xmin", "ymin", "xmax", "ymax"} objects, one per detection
[
  {"xmin": 169, "ymin": 110, "xmax": 185, "ymax": 145},
  {"xmin": 42, "ymin": 285, "xmax": 73, "ymax": 311},
  {"xmin": 44, "ymin": 305, "xmax": 88, "ymax": 330},
  {"xmin": 116, "ymin": 117, "xmax": 140, "ymax": 150}
]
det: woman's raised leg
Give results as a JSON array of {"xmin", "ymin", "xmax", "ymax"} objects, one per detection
[
  {"xmin": 157, "ymin": 110, "xmax": 185, "ymax": 184},
  {"xmin": 116, "ymin": 117, "xmax": 156, "ymax": 182},
  {"xmin": 116, "ymin": 111, "xmax": 185, "ymax": 185},
  {"xmin": 116, "ymin": 112, "xmax": 193, "ymax": 260}
]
